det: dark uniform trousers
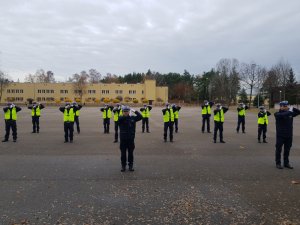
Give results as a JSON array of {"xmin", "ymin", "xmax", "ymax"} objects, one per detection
[
  {"xmin": 120, "ymin": 138, "xmax": 135, "ymax": 167},
  {"xmin": 103, "ymin": 118, "xmax": 110, "ymax": 133},
  {"xmin": 202, "ymin": 115, "xmax": 210, "ymax": 132},
  {"xmin": 74, "ymin": 116, "xmax": 80, "ymax": 133},
  {"xmin": 5, "ymin": 120, "xmax": 17, "ymax": 141},
  {"xmin": 258, "ymin": 124, "xmax": 267, "ymax": 140},
  {"xmin": 164, "ymin": 122, "xmax": 174, "ymax": 141},
  {"xmin": 64, "ymin": 122, "xmax": 74, "ymax": 142},
  {"xmin": 174, "ymin": 118, "xmax": 178, "ymax": 132},
  {"xmin": 213, "ymin": 121, "xmax": 223, "ymax": 141},
  {"xmin": 142, "ymin": 118, "xmax": 149, "ymax": 132},
  {"xmin": 114, "ymin": 121, "xmax": 119, "ymax": 141},
  {"xmin": 237, "ymin": 116, "xmax": 245, "ymax": 132},
  {"xmin": 276, "ymin": 136, "xmax": 293, "ymax": 165},
  {"xmin": 32, "ymin": 116, "xmax": 40, "ymax": 132}
]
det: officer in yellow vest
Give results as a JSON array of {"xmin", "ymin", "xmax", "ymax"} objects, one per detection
[
  {"xmin": 140, "ymin": 104, "xmax": 152, "ymax": 133},
  {"xmin": 257, "ymin": 106, "xmax": 271, "ymax": 143},
  {"xmin": 162, "ymin": 103, "xmax": 175, "ymax": 142},
  {"xmin": 213, "ymin": 103, "xmax": 229, "ymax": 143},
  {"xmin": 201, "ymin": 100, "xmax": 214, "ymax": 133},
  {"xmin": 172, "ymin": 104, "xmax": 181, "ymax": 133},
  {"xmin": 59, "ymin": 102, "xmax": 76, "ymax": 143},
  {"xmin": 2, "ymin": 102, "xmax": 22, "ymax": 142},
  {"xmin": 72, "ymin": 102, "xmax": 83, "ymax": 134},
  {"xmin": 100, "ymin": 104, "xmax": 113, "ymax": 133},
  {"xmin": 113, "ymin": 103, "xmax": 123, "ymax": 142},
  {"xmin": 28, "ymin": 102, "xmax": 45, "ymax": 133},
  {"xmin": 236, "ymin": 103, "xmax": 249, "ymax": 133}
]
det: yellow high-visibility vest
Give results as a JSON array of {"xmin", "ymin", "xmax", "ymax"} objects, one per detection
[
  {"xmin": 238, "ymin": 108, "xmax": 246, "ymax": 116},
  {"xmin": 258, "ymin": 113, "xmax": 268, "ymax": 125},
  {"xmin": 5, "ymin": 108, "xmax": 17, "ymax": 120},
  {"xmin": 163, "ymin": 109, "xmax": 174, "ymax": 122},
  {"xmin": 64, "ymin": 108, "xmax": 75, "ymax": 122},
  {"xmin": 214, "ymin": 109, "xmax": 224, "ymax": 122},
  {"xmin": 202, "ymin": 105, "xmax": 211, "ymax": 115},
  {"xmin": 114, "ymin": 109, "xmax": 123, "ymax": 122},
  {"xmin": 31, "ymin": 107, "xmax": 41, "ymax": 116},
  {"xmin": 75, "ymin": 110, "xmax": 80, "ymax": 116},
  {"xmin": 103, "ymin": 108, "xmax": 112, "ymax": 119},
  {"xmin": 142, "ymin": 108, "xmax": 150, "ymax": 118},
  {"xmin": 174, "ymin": 111, "xmax": 179, "ymax": 119}
]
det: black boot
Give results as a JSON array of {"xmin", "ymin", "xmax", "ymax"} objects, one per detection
[
  {"xmin": 129, "ymin": 166, "xmax": 134, "ymax": 171},
  {"xmin": 263, "ymin": 139, "xmax": 268, "ymax": 143},
  {"xmin": 2, "ymin": 139, "xmax": 8, "ymax": 142},
  {"xmin": 276, "ymin": 164, "xmax": 283, "ymax": 169},
  {"xmin": 284, "ymin": 164, "xmax": 293, "ymax": 169},
  {"xmin": 121, "ymin": 166, "xmax": 126, "ymax": 172}
]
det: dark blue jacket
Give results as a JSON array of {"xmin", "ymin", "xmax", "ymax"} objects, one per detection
[
  {"xmin": 274, "ymin": 108, "xmax": 300, "ymax": 137},
  {"xmin": 119, "ymin": 111, "xmax": 142, "ymax": 140}
]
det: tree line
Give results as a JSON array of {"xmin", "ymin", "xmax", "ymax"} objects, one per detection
[{"xmin": 0, "ymin": 58, "xmax": 299, "ymax": 107}]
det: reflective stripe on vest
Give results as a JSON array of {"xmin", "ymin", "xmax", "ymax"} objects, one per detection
[
  {"xmin": 258, "ymin": 114, "xmax": 268, "ymax": 125},
  {"xmin": 142, "ymin": 108, "xmax": 150, "ymax": 118},
  {"xmin": 64, "ymin": 108, "xmax": 75, "ymax": 122},
  {"xmin": 31, "ymin": 107, "xmax": 41, "ymax": 116},
  {"xmin": 114, "ymin": 109, "xmax": 123, "ymax": 121},
  {"xmin": 163, "ymin": 109, "xmax": 174, "ymax": 122},
  {"xmin": 238, "ymin": 109, "xmax": 246, "ymax": 116},
  {"xmin": 174, "ymin": 111, "xmax": 179, "ymax": 119},
  {"xmin": 103, "ymin": 108, "xmax": 112, "ymax": 119},
  {"xmin": 214, "ymin": 109, "xmax": 224, "ymax": 122},
  {"xmin": 202, "ymin": 105, "xmax": 211, "ymax": 115},
  {"xmin": 5, "ymin": 108, "xmax": 17, "ymax": 120}
]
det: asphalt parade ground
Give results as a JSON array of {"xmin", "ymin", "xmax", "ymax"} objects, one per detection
[{"xmin": 0, "ymin": 106, "xmax": 299, "ymax": 225}]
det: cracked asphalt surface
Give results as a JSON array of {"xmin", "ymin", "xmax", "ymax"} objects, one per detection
[{"xmin": 0, "ymin": 106, "xmax": 299, "ymax": 225}]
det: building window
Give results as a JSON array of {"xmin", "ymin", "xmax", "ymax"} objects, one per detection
[
  {"xmin": 142, "ymin": 90, "xmax": 144, "ymax": 94},
  {"xmin": 46, "ymin": 90, "xmax": 50, "ymax": 93},
  {"xmin": 106, "ymin": 90, "xmax": 109, "ymax": 94},
  {"xmin": 60, "ymin": 97, "xmax": 64, "ymax": 101},
  {"xmin": 51, "ymin": 90, "xmax": 54, "ymax": 93},
  {"xmin": 7, "ymin": 89, "xmax": 10, "ymax": 93},
  {"xmin": 102, "ymin": 90, "xmax": 105, "ymax": 94},
  {"xmin": 12, "ymin": 90, "xmax": 15, "ymax": 93},
  {"xmin": 38, "ymin": 90, "xmax": 41, "ymax": 93},
  {"xmin": 88, "ymin": 90, "xmax": 96, "ymax": 94},
  {"xmin": 60, "ymin": 90, "xmax": 64, "ymax": 94},
  {"xmin": 20, "ymin": 89, "xmax": 24, "ymax": 93},
  {"xmin": 37, "ymin": 97, "xmax": 41, "ymax": 101},
  {"xmin": 42, "ymin": 90, "xmax": 45, "ymax": 93},
  {"xmin": 16, "ymin": 90, "xmax": 19, "ymax": 93},
  {"xmin": 129, "ymin": 90, "xmax": 136, "ymax": 94}
]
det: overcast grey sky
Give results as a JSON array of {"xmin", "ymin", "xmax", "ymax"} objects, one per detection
[{"xmin": 1, "ymin": 0, "xmax": 300, "ymax": 81}]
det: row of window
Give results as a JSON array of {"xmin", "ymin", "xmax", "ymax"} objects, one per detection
[
  {"xmin": 6, "ymin": 97, "xmax": 24, "ymax": 101},
  {"xmin": 7, "ymin": 89, "xmax": 141, "ymax": 95},
  {"xmin": 37, "ymin": 97, "xmax": 55, "ymax": 101},
  {"xmin": 6, "ymin": 89, "xmax": 24, "ymax": 93}
]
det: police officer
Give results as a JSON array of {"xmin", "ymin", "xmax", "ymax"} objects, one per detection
[
  {"xmin": 162, "ymin": 103, "xmax": 174, "ymax": 142},
  {"xmin": 257, "ymin": 106, "xmax": 271, "ymax": 143},
  {"xmin": 100, "ymin": 104, "xmax": 113, "ymax": 133},
  {"xmin": 274, "ymin": 101, "xmax": 300, "ymax": 169},
  {"xmin": 118, "ymin": 106, "xmax": 142, "ymax": 172},
  {"xmin": 113, "ymin": 103, "xmax": 123, "ymax": 142},
  {"xmin": 59, "ymin": 102, "xmax": 77, "ymax": 143},
  {"xmin": 2, "ymin": 102, "xmax": 22, "ymax": 142},
  {"xmin": 140, "ymin": 104, "xmax": 152, "ymax": 133},
  {"xmin": 73, "ymin": 102, "xmax": 83, "ymax": 134},
  {"xmin": 172, "ymin": 104, "xmax": 181, "ymax": 133},
  {"xmin": 213, "ymin": 103, "xmax": 229, "ymax": 143},
  {"xmin": 201, "ymin": 100, "xmax": 214, "ymax": 133},
  {"xmin": 236, "ymin": 103, "xmax": 249, "ymax": 133},
  {"xmin": 28, "ymin": 101, "xmax": 45, "ymax": 133}
]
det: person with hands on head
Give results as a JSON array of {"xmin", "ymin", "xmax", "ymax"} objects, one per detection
[
  {"xmin": 274, "ymin": 101, "xmax": 300, "ymax": 169},
  {"xmin": 213, "ymin": 103, "xmax": 229, "ymax": 143},
  {"xmin": 140, "ymin": 104, "xmax": 152, "ymax": 133},
  {"xmin": 100, "ymin": 104, "xmax": 113, "ymax": 134},
  {"xmin": 72, "ymin": 101, "xmax": 83, "ymax": 134},
  {"xmin": 257, "ymin": 106, "xmax": 271, "ymax": 143},
  {"xmin": 113, "ymin": 103, "xmax": 123, "ymax": 143},
  {"xmin": 172, "ymin": 104, "xmax": 181, "ymax": 133},
  {"xmin": 162, "ymin": 102, "xmax": 175, "ymax": 142},
  {"xmin": 236, "ymin": 102, "xmax": 249, "ymax": 133},
  {"xmin": 2, "ymin": 102, "xmax": 22, "ymax": 142},
  {"xmin": 28, "ymin": 101, "xmax": 45, "ymax": 133},
  {"xmin": 59, "ymin": 102, "xmax": 75, "ymax": 143},
  {"xmin": 201, "ymin": 100, "xmax": 214, "ymax": 133},
  {"xmin": 118, "ymin": 105, "xmax": 142, "ymax": 172}
]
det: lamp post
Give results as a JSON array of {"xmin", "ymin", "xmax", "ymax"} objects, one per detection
[{"xmin": 279, "ymin": 90, "xmax": 282, "ymax": 102}]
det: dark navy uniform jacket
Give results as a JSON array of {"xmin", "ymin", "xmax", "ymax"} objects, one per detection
[
  {"xmin": 119, "ymin": 111, "xmax": 142, "ymax": 140},
  {"xmin": 274, "ymin": 108, "xmax": 300, "ymax": 137}
]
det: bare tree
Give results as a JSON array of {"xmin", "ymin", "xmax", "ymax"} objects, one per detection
[
  {"xmin": 240, "ymin": 62, "xmax": 263, "ymax": 108},
  {"xmin": 69, "ymin": 71, "xmax": 89, "ymax": 101},
  {"xmin": 0, "ymin": 70, "xmax": 11, "ymax": 103},
  {"xmin": 88, "ymin": 69, "xmax": 101, "ymax": 83},
  {"xmin": 24, "ymin": 69, "xmax": 55, "ymax": 83},
  {"xmin": 273, "ymin": 59, "xmax": 291, "ymax": 100}
]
